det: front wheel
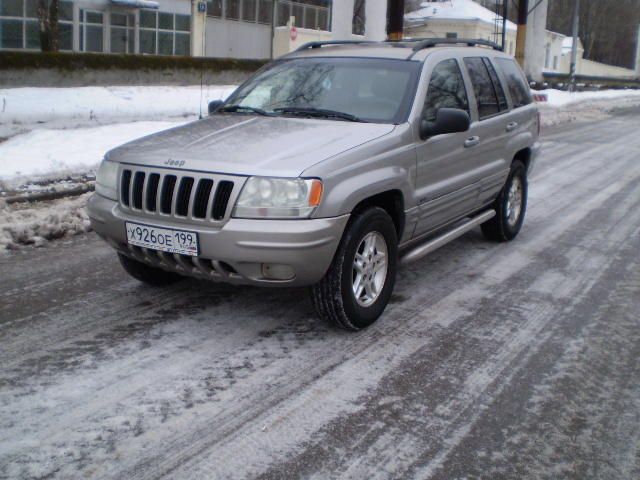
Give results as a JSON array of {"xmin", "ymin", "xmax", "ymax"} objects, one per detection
[
  {"xmin": 481, "ymin": 160, "xmax": 528, "ymax": 242},
  {"xmin": 310, "ymin": 207, "xmax": 398, "ymax": 330}
]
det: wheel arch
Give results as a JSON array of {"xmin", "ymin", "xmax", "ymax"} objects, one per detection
[{"xmin": 351, "ymin": 190, "xmax": 406, "ymax": 240}]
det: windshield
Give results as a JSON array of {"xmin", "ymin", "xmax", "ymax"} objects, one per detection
[{"xmin": 222, "ymin": 57, "xmax": 421, "ymax": 124}]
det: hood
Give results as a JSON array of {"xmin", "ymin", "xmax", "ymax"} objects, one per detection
[{"xmin": 106, "ymin": 115, "xmax": 396, "ymax": 177}]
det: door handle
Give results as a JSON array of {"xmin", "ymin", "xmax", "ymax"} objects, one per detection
[
  {"xmin": 506, "ymin": 121, "xmax": 519, "ymax": 132},
  {"xmin": 464, "ymin": 136, "xmax": 480, "ymax": 148}
]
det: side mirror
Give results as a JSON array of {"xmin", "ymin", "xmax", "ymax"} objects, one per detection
[
  {"xmin": 208, "ymin": 100, "xmax": 224, "ymax": 115},
  {"xmin": 420, "ymin": 108, "xmax": 470, "ymax": 140}
]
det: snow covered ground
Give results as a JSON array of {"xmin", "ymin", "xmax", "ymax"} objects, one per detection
[
  {"xmin": 0, "ymin": 85, "xmax": 237, "ymax": 189},
  {"xmin": 0, "ymin": 85, "xmax": 237, "ymax": 130},
  {"xmin": 540, "ymin": 88, "xmax": 640, "ymax": 107},
  {"xmin": 0, "ymin": 121, "xmax": 185, "ymax": 189}
]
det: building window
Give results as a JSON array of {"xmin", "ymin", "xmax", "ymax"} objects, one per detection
[
  {"xmin": 446, "ymin": 32, "xmax": 457, "ymax": 39},
  {"xmin": 58, "ymin": 0, "xmax": 73, "ymax": 50},
  {"xmin": 242, "ymin": 0, "xmax": 256, "ymax": 22},
  {"xmin": 139, "ymin": 9, "xmax": 190, "ymax": 56},
  {"xmin": 110, "ymin": 12, "xmax": 134, "ymax": 54},
  {"xmin": 257, "ymin": 0, "xmax": 272, "ymax": 24},
  {"xmin": 207, "ymin": 0, "xmax": 328, "ymax": 30},
  {"xmin": 80, "ymin": 10, "xmax": 104, "ymax": 53},
  {"xmin": 352, "ymin": 0, "xmax": 365, "ymax": 35},
  {"xmin": 208, "ymin": 0, "xmax": 223, "ymax": 17},
  {"xmin": 226, "ymin": 0, "xmax": 240, "ymax": 20},
  {"xmin": 0, "ymin": 0, "xmax": 72, "ymax": 50},
  {"xmin": 553, "ymin": 55, "xmax": 558, "ymax": 70},
  {"xmin": 544, "ymin": 43, "xmax": 550, "ymax": 68}
]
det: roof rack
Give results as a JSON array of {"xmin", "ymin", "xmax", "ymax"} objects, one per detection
[
  {"xmin": 295, "ymin": 40, "xmax": 377, "ymax": 52},
  {"xmin": 402, "ymin": 37, "xmax": 503, "ymax": 52}
]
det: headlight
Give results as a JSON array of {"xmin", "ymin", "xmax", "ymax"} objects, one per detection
[
  {"xmin": 233, "ymin": 177, "xmax": 323, "ymax": 219},
  {"xmin": 95, "ymin": 159, "xmax": 119, "ymax": 201}
]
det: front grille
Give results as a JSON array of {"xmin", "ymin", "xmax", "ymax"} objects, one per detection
[
  {"xmin": 193, "ymin": 179, "xmax": 214, "ymax": 219},
  {"xmin": 121, "ymin": 170, "xmax": 132, "ymax": 207},
  {"xmin": 213, "ymin": 181, "xmax": 234, "ymax": 220},
  {"xmin": 119, "ymin": 167, "xmax": 237, "ymax": 222},
  {"xmin": 145, "ymin": 173, "xmax": 160, "ymax": 212},
  {"xmin": 160, "ymin": 175, "xmax": 177, "ymax": 214},
  {"xmin": 132, "ymin": 172, "xmax": 145, "ymax": 209}
]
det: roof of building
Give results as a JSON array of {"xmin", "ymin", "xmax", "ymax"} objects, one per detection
[{"xmin": 405, "ymin": 0, "xmax": 517, "ymax": 32}]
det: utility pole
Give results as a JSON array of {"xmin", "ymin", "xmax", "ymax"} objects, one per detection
[
  {"xmin": 387, "ymin": 0, "xmax": 405, "ymax": 41},
  {"xmin": 515, "ymin": 0, "xmax": 529, "ymax": 67},
  {"xmin": 569, "ymin": 0, "xmax": 580, "ymax": 91}
]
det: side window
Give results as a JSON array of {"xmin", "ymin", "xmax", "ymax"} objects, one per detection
[
  {"xmin": 463, "ymin": 57, "xmax": 502, "ymax": 119},
  {"xmin": 483, "ymin": 58, "xmax": 508, "ymax": 111},
  {"xmin": 494, "ymin": 58, "xmax": 533, "ymax": 108},
  {"xmin": 423, "ymin": 59, "xmax": 469, "ymax": 123}
]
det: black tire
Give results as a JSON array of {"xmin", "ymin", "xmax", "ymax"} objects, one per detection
[
  {"xmin": 481, "ymin": 160, "xmax": 528, "ymax": 242},
  {"xmin": 118, "ymin": 253, "xmax": 184, "ymax": 286},
  {"xmin": 310, "ymin": 207, "xmax": 398, "ymax": 330}
]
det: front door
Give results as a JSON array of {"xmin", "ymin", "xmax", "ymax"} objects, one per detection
[{"xmin": 413, "ymin": 58, "xmax": 478, "ymax": 237}]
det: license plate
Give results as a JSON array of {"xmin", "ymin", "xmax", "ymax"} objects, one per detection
[{"xmin": 125, "ymin": 222, "xmax": 199, "ymax": 256}]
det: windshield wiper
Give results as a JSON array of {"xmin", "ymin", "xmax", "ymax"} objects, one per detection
[
  {"xmin": 273, "ymin": 107, "xmax": 365, "ymax": 123},
  {"xmin": 218, "ymin": 105, "xmax": 273, "ymax": 116}
]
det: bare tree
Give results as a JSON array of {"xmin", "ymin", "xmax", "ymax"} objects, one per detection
[
  {"xmin": 36, "ymin": 0, "xmax": 59, "ymax": 52},
  {"xmin": 548, "ymin": 0, "xmax": 640, "ymax": 69}
]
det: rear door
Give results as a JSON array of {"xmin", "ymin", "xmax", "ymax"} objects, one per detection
[{"xmin": 461, "ymin": 56, "xmax": 513, "ymax": 207}]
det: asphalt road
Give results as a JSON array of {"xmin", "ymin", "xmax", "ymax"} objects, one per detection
[{"xmin": 1, "ymin": 111, "xmax": 639, "ymax": 480}]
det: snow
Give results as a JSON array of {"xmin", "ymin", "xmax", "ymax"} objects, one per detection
[
  {"xmin": 111, "ymin": 0, "xmax": 159, "ymax": 8},
  {"xmin": 540, "ymin": 88, "xmax": 640, "ymax": 107},
  {"xmin": 406, "ymin": 0, "xmax": 517, "ymax": 31},
  {"xmin": 0, "ymin": 192, "xmax": 92, "ymax": 251},
  {"xmin": 0, "ymin": 85, "xmax": 237, "ymax": 128},
  {"xmin": 0, "ymin": 121, "xmax": 186, "ymax": 189}
]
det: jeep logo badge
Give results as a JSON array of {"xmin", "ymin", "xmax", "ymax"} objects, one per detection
[{"xmin": 164, "ymin": 159, "xmax": 186, "ymax": 168}]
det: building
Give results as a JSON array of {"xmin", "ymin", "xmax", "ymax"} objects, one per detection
[
  {"xmin": 0, "ymin": 0, "xmax": 194, "ymax": 55},
  {"xmin": 405, "ymin": 0, "xmax": 639, "ymax": 81},
  {"xmin": 0, "ymin": 0, "xmax": 334, "ymax": 58},
  {"xmin": 404, "ymin": 0, "xmax": 518, "ymax": 56}
]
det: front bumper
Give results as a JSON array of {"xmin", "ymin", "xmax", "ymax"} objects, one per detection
[{"xmin": 87, "ymin": 194, "xmax": 349, "ymax": 287}]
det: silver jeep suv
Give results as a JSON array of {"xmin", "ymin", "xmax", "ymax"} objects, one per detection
[{"xmin": 88, "ymin": 39, "xmax": 540, "ymax": 330}]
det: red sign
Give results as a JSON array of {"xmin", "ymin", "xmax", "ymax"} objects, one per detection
[{"xmin": 290, "ymin": 26, "xmax": 298, "ymax": 41}]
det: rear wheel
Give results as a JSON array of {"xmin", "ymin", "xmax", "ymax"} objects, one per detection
[
  {"xmin": 481, "ymin": 160, "xmax": 528, "ymax": 242},
  {"xmin": 118, "ymin": 253, "xmax": 184, "ymax": 286},
  {"xmin": 310, "ymin": 207, "xmax": 398, "ymax": 330}
]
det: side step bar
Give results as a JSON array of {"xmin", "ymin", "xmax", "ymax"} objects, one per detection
[{"xmin": 400, "ymin": 210, "xmax": 496, "ymax": 265}]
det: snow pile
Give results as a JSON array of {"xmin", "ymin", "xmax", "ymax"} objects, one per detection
[
  {"xmin": 0, "ymin": 193, "xmax": 92, "ymax": 251},
  {"xmin": 0, "ymin": 120, "xmax": 185, "ymax": 189},
  {"xmin": 0, "ymin": 85, "xmax": 237, "ymax": 127},
  {"xmin": 540, "ymin": 88, "xmax": 640, "ymax": 107},
  {"xmin": 539, "ymin": 89, "xmax": 640, "ymax": 127}
]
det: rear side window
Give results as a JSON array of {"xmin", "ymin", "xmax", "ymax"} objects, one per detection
[
  {"xmin": 494, "ymin": 58, "xmax": 533, "ymax": 108},
  {"xmin": 483, "ymin": 58, "xmax": 508, "ymax": 111},
  {"xmin": 463, "ymin": 57, "xmax": 503, "ymax": 119},
  {"xmin": 423, "ymin": 59, "xmax": 469, "ymax": 122}
]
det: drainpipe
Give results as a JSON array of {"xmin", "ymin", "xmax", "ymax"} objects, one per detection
[
  {"xmin": 515, "ymin": 0, "xmax": 529, "ymax": 68},
  {"xmin": 635, "ymin": 24, "xmax": 640, "ymax": 78}
]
